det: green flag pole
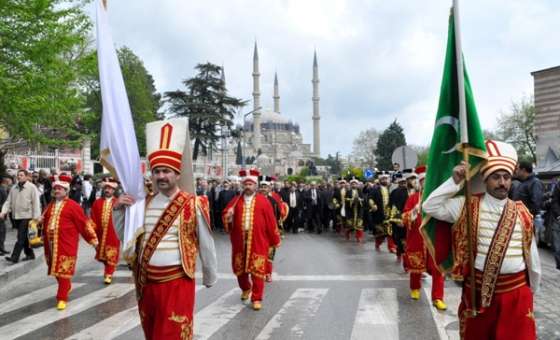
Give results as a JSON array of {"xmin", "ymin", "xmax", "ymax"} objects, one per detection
[{"xmin": 453, "ymin": 0, "xmax": 477, "ymax": 317}]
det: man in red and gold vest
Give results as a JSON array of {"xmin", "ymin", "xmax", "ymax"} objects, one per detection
[
  {"xmin": 42, "ymin": 175, "xmax": 98, "ymax": 310},
  {"xmin": 423, "ymin": 140, "xmax": 541, "ymax": 340},
  {"xmin": 90, "ymin": 178, "xmax": 120, "ymax": 284},
  {"xmin": 223, "ymin": 169, "xmax": 281, "ymax": 311},
  {"xmin": 117, "ymin": 118, "xmax": 217, "ymax": 340},
  {"xmin": 402, "ymin": 166, "xmax": 446, "ymax": 311}
]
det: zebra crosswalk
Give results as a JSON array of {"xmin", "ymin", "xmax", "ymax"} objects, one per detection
[{"xmin": 0, "ymin": 269, "xmax": 462, "ymax": 340}]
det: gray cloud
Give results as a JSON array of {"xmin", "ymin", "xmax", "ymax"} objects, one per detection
[{"xmin": 88, "ymin": 0, "xmax": 560, "ymax": 157}]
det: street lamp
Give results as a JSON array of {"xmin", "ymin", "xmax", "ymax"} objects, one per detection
[{"xmin": 240, "ymin": 106, "xmax": 262, "ymax": 168}]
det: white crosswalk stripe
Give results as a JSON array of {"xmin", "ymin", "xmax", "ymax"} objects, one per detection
[
  {"xmin": 64, "ymin": 285, "xmax": 205, "ymax": 340},
  {"xmin": 255, "ymin": 288, "xmax": 328, "ymax": 340},
  {"xmin": 0, "ymin": 281, "xmax": 456, "ymax": 340},
  {"xmin": 350, "ymin": 288, "xmax": 399, "ymax": 340},
  {"xmin": 425, "ymin": 285, "xmax": 461, "ymax": 340},
  {"xmin": 0, "ymin": 283, "xmax": 86, "ymax": 316},
  {"xmin": 81, "ymin": 269, "xmax": 132, "ymax": 278},
  {"xmin": 193, "ymin": 288, "xmax": 246, "ymax": 340},
  {"xmin": 0, "ymin": 283, "xmax": 134, "ymax": 339}
]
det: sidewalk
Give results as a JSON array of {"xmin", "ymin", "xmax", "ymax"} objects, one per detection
[
  {"xmin": 535, "ymin": 248, "xmax": 560, "ymax": 340},
  {"xmin": 0, "ymin": 223, "xmax": 45, "ymax": 286}
]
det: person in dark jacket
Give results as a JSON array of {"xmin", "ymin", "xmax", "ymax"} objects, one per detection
[
  {"xmin": 217, "ymin": 180, "xmax": 238, "ymax": 232},
  {"xmin": 511, "ymin": 161, "xmax": 544, "ymax": 216},
  {"xmin": 0, "ymin": 178, "xmax": 8, "ymax": 255},
  {"xmin": 283, "ymin": 184, "xmax": 303, "ymax": 233}
]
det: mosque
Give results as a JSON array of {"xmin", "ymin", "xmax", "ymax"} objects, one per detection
[
  {"xmin": 196, "ymin": 43, "xmax": 322, "ymax": 178},
  {"xmin": 236, "ymin": 43, "xmax": 321, "ymax": 177}
]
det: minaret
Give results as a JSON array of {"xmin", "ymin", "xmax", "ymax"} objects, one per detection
[
  {"xmin": 312, "ymin": 50, "xmax": 321, "ymax": 157},
  {"xmin": 273, "ymin": 72, "xmax": 280, "ymax": 113},
  {"xmin": 252, "ymin": 42, "xmax": 262, "ymax": 153}
]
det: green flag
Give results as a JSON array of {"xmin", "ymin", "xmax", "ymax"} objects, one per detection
[{"xmin": 421, "ymin": 11, "xmax": 487, "ymax": 272}]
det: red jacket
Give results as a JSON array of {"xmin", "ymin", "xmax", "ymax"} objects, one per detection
[
  {"xmin": 43, "ymin": 198, "xmax": 98, "ymax": 278},
  {"xmin": 223, "ymin": 193, "xmax": 281, "ymax": 278},
  {"xmin": 91, "ymin": 197, "xmax": 120, "ymax": 266}
]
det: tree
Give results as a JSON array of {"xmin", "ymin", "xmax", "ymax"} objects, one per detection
[
  {"xmin": 350, "ymin": 127, "xmax": 379, "ymax": 168},
  {"xmin": 324, "ymin": 153, "xmax": 342, "ymax": 174},
  {"xmin": 0, "ymin": 0, "xmax": 93, "ymax": 147},
  {"xmin": 496, "ymin": 96, "xmax": 536, "ymax": 162},
  {"xmin": 375, "ymin": 120, "xmax": 406, "ymax": 170},
  {"xmin": 82, "ymin": 46, "xmax": 162, "ymax": 158},
  {"xmin": 410, "ymin": 145, "xmax": 429, "ymax": 166},
  {"xmin": 165, "ymin": 63, "xmax": 246, "ymax": 160}
]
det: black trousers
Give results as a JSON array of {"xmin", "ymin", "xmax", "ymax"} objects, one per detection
[
  {"xmin": 309, "ymin": 205, "xmax": 322, "ymax": 233},
  {"xmin": 391, "ymin": 223, "xmax": 407, "ymax": 257},
  {"xmin": 10, "ymin": 219, "xmax": 34, "ymax": 261},
  {"xmin": 0, "ymin": 220, "xmax": 6, "ymax": 251},
  {"xmin": 286, "ymin": 207, "xmax": 300, "ymax": 233}
]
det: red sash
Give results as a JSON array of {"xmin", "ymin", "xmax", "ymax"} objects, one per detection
[
  {"xmin": 135, "ymin": 192, "xmax": 189, "ymax": 298},
  {"xmin": 479, "ymin": 199, "xmax": 518, "ymax": 308}
]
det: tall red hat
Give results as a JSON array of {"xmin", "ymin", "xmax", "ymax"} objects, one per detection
[
  {"xmin": 146, "ymin": 118, "xmax": 188, "ymax": 174},
  {"xmin": 240, "ymin": 168, "xmax": 260, "ymax": 184},
  {"xmin": 52, "ymin": 174, "xmax": 72, "ymax": 190}
]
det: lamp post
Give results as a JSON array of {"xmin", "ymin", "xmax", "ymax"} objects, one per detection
[{"xmin": 240, "ymin": 106, "xmax": 262, "ymax": 168}]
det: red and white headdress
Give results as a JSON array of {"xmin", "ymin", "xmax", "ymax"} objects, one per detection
[
  {"xmin": 239, "ymin": 168, "xmax": 260, "ymax": 184},
  {"xmin": 52, "ymin": 174, "xmax": 72, "ymax": 191},
  {"xmin": 415, "ymin": 165, "xmax": 426, "ymax": 182},
  {"xmin": 146, "ymin": 118, "xmax": 188, "ymax": 174},
  {"xmin": 480, "ymin": 140, "xmax": 517, "ymax": 181}
]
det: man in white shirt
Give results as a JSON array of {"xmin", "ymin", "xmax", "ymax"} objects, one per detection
[
  {"xmin": 117, "ymin": 118, "xmax": 217, "ymax": 340},
  {"xmin": 423, "ymin": 140, "xmax": 540, "ymax": 340}
]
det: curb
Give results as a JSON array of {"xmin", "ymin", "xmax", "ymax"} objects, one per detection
[{"xmin": 0, "ymin": 252, "xmax": 45, "ymax": 286}]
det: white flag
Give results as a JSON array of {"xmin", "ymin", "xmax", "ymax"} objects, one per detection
[{"xmin": 96, "ymin": 0, "xmax": 145, "ymax": 261}]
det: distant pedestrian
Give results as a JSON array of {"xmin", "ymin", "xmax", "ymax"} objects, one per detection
[
  {"xmin": 0, "ymin": 178, "xmax": 8, "ymax": 255},
  {"xmin": 0, "ymin": 169, "xmax": 41, "ymax": 263}
]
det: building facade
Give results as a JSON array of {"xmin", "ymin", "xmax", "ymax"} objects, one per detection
[{"xmin": 531, "ymin": 66, "xmax": 560, "ymax": 173}]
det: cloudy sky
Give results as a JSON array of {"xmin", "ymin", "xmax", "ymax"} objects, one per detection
[{"xmin": 86, "ymin": 0, "xmax": 560, "ymax": 157}]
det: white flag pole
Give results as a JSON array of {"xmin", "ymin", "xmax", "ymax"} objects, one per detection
[{"xmin": 453, "ymin": 0, "xmax": 477, "ymax": 316}]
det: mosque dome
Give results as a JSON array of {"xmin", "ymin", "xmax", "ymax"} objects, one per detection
[{"xmin": 244, "ymin": 109, "xmax": 299, "ymax": 133}]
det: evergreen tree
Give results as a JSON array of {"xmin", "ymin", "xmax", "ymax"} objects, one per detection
[
  {"xmin": 375, "ymin": 120, "xmax": 406, "ymax": 170},
  {"xmin": 165, "ymin": 63, "xmax": 246, "ymax": 160}
]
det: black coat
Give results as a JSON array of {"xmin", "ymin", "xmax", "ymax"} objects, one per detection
[
  {"xmin": 511, "ymin": 174, "xmax": 544, "ymax": 216},
  {"xmin": 368, "ymin": 185, "xmax": 388, "ymax": 224}
]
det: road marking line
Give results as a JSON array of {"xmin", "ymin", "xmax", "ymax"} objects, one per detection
[
  {"xmin": 64, "ymin": 306, "xmax": 138, "ymax": 340},
  {"xmin": 255, "ymin": 288, "xmax": 328, "ymax": 340},
  {"xmin": 64, "ymin": 285, "xmax": 205, "ymax": 340},
  {"xmin": 193, "ymin": 273, "xmax": 408, "ymax": 281},
  {"xmin": 0, "ymin": 283, "xmax": 86, "ymax": 316},
  {"xmin": 350, "ymin": 288, "xmax": 399, "ymax": 340},
  {"xmin": 194, "ymin": 288, "xmax": 245, "ymax": 340},
  {"xmin": 81, "ymin": 269, "xmax": 132, "ymax": 278},
  {"xmin": 83, "ymin": 270, "xmax": 408, "ymax": 282},
  {"xmin": 0, "ymin": 283, "xmax": 133, "ymax": 339},
  {"xmin": 424, "ymin": 284, "xmax": 461, "ymax": 340}
]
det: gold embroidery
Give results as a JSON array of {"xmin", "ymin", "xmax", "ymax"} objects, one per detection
[
  {"xmin": 99, "ymin": 199, "xmax": 113, "ymax": 257},
  {"xmin": 58, "ymin": 255, "xmax": 76, "ymax": 274},
  {"xmin": 136, "ymin": 192, "xmax": 189, "ymax": 298},
  {"xmin": 105, "ymin": 246, "xmax": 118, "ymax": 265},
  {"xmin": 479, "ymin": 199, "xmax": 517, "ymax": 308},
  {"xmin": 168, "ymin": 312, "xmax": 193, "ymax": 340},
  {"xmin": 47, "ymin": 200, "xmax": 67, "ymax": 277}
]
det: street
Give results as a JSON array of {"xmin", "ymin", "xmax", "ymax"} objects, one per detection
[{"xmin": 0, "ymin": 231, "xmax": 559, "ymax": 340}]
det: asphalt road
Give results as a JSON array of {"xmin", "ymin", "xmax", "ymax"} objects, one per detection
[{"xmin": 1, "ymin": 230, "xmax": 556, "ymax": 340}]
